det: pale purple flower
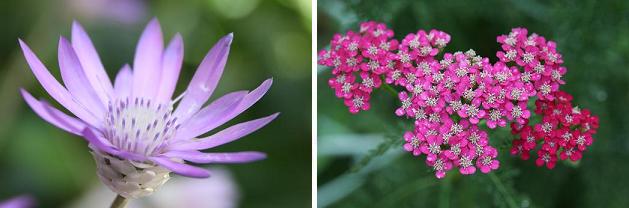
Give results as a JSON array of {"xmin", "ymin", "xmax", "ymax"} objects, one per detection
[
  {"xmin": 0, "ymin": 196, "xmax": 35, "ymax": 208},
  {"xmin": 19, "ymin": 18, "xmax": 277, "ymax": 198}
]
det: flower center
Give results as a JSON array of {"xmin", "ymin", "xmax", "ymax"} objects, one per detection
[
  {"xmin": 367, "ymin": 46, "xmax": 378, "ymax": 55},
  {"xmin": 414, "ymin": 108, "xmax": 427, "ymax": 120},
  {"xmin": 420, "ymin": 46, "xmax": 432, "ymax": 56},
  {"xmin": 433, "ymin": 159, "xmax": 445, "ymax": 171},
  {"xmin": 460, "ymin": 155, "xmax": 473, "ymax": 167},
  {"xmin": 342, "ymin": 83, "xmax": 352, "ymax": 93},
  {"xmin": 346, "ymin": 57, "xmax": 357, "ymax": 67},
  {"xmin": 526, "ymin": 135, "xmax": 535, "ymax": 143},
  {"xmin": 534, "ymin": 63, "xmax": 545, "ymax": 73},
  {"xmin": 352, "ymin": 96, "xmax": 364, "ymax": 108},
  {"xmin": 428, "ymin": 143, "xmax": 441, "ymax": 154},
  {"xmin": 401, "ymin": 98, "xmax": 412, "ymax": 109},
  {"xmin": 469, "ymin": 132, "xmax": 480, "ymax": 144},
  {"xmin": 511, "ymin": 88, "xmax": 523, "ymax": 100},
  {"xmin": 336, "ymin": 74, "xmax": 346, "ymax": 83},
  {"xmin": 482, "ymin": 156, "xmax": 492, "ymax": 166},
  {"xmin": 522, "ymin": 52, "xmax": 534, "ymax": 63},
  {"xmin": 410, "ymin": 137, "xmax": 420, "ymax": 148},
  {"xmin": 399, "ymin": 52, "xmax": 411, "ymax": 63},
  {"xmin": 426, "ymin": 97, "xmax": 438, "ymax": 107},
  {"xmin": 362, "ymin": 77, "xmax": 374, "ymax": 88},
  {"xmin": 489, "ymin": 109, "xmax": 502, "ymax": 121},
  {"xmin": 104, "ymin": 97, "xmax": 180, "ymax": 156},
  {"xmin": 391, "ymin": 70, "xmax": 402, "ymax": 80},
  {"xmin": 505, "ymin": 50, "xmax": 517, "ymax": 60},
  {"xmin": 450, "ymin": 123, "xmax": 463, "ymax": 134},
  {"xmin": 413, "ymin": 84, "xmax": 424, "ymax": 94},
  {"xmin": 379, "ymin": 42, "xmax": 390, "ymax": 50},
  {"xmin": 368, "ymin": 60, "xmax": 379, "ymax": 71},
  {"xmin": 409, "ymin": 38, "xmax": 420, "ymax": 49},
  {"xmin": 466, "ymin": 105, "xmax": 479, "ymax": 118},
  {"xmin": 511, "ymin": 105, "xmax": 523, "ymax": 118}
]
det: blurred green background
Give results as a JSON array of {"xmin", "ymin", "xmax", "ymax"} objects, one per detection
[
  {"xmin": 318, "ymin": 0, "xmax": 629, "ymax": 207},
  {"xmin": 0, "ymin": 0, "xmax": 311, "ymax": 207}
]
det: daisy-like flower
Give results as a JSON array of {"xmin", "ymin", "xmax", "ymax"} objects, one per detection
[{"xmin": 19, "ymin": 19, "xmax": 278, "ymax": 199}]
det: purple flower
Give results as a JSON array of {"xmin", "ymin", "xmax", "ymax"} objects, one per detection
[
  {"xmin": 0, "ymin": 195, "xmax": 35, "ymax": 208},
  {"xmin": 19, "ymin": 18, "xmax": 277, "ymax": 198}
]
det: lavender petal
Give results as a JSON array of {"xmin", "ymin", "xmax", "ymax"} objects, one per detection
[
  {"xmin": 71, "ymin": 21, "xmax": 114, "ymax": 104},
  {"xmin": 58, "ymin": 37, "xmax": 105, "ymax": 117},
  {"xmin": 82, "ymin": 128, "xmax": 146, "ymax": 161},
  {"xmin": 163, "ymin": 151, "xmax": 266, "ymax": 164},
  {"xmin": 114, "ymin": 64, "xmax": 133, "ymax": 98},
  {"xmin": 174, "ymin": 78, "xmax": 272, "ymax": 140},
  {"xmin": 132, "ymin": 18, "xmax": 163, "ymax": 99},
  {"xmin": 173, "ymin": 33, "xmax": 233, "ymax": 121},
  {"xmin": 151, "ymin": 156, "xmax": 210, "ymax": 178},
  {"xmin": 170, "ymin": 113, "xmax": 278, "ymax": 151},
  {"xmin": 18, "ymin": 39, "xmax": 101, "ymax": 128},
  {"xmin": 155, "ymin": 33, "xmax": 184, "ymax": 103},
  {"xmin": 173, "ymin": 90, "xmax": 248, "ymax": 141},
  {"xmin": 21, "ymin": 89, "xmax": 86, "ymax": 136}
]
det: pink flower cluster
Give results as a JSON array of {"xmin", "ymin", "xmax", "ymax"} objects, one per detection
[
  {"xmin": 510, "ymin": 91, "xmax": 599, "ymax": 169},
  {"xmin": 496, "ymin": 28, "xmax": 566, "ymax": 101},
  {"xmin": 318, "ymin": 22, "xmax": 599, "ymax": 179},
  {"xmin": 318, "ymin": 22, "xmax": 399, "ymax": 113},
  {"xmin": 403, "ymin": 121, "xmax": 499, "ymax": 178},
  {"xmin": 395, "ymin": 48, "xmax": 544, "ymax": 178}
]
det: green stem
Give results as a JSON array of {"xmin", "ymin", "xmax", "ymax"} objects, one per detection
[
  {"xmin": 110, "ymin": 195, "xmax": 129, "ymax": 208},
  {"xmin": 488, "ymin": 173, "xmax": 518, "ymax": 208},
  {"xmin": 382, "ymin": 82, "xmax": 399, "ymax": 97},
  {"xmin": 439, "ymin": 175, "xmax": 452, "ymax": 208},
  {"xmin": 374, "ymin": 177, "xmax": 437, "ymax": 207}
]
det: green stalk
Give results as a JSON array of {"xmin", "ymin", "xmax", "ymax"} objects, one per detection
[
  {"xmin": 488, "ymin": 173, "xmax": 518, "ymax": 208},
  {"xmin": 382, "ymin": 82, "xmax": 399, "ymax": 97},
  {"xmin": 110, "ymin": 195, "xmax": 129, "ymax": 208}
]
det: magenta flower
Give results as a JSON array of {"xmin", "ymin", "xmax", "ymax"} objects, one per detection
[
  {"xmin": 395, "ymin": 91, "xmax": 414, "ymax": 117},
  {"xmin": 511, "ymin": 91, "xmax": 598, "ymax": 169},
  {"xmin": 427, "ymin": 155, "xmax": 453, "ymax": 179},
  {"xmin": 402, "ymin": 131, "xmax": 424, "ymax": 156},
  {"xmin": 19, "ymin": 19, "xmax": 277, "ymax": 198},
  {"xmin": 457, "ymin": 151, "xmax": 477, "ymax": 175},
  {"xmin": 505, "ymin": 101, "xmax": 530, "ymax": 124},
  {"xmin": 476, "ymin": 146, "xmax": 499, "ymax": 173}
]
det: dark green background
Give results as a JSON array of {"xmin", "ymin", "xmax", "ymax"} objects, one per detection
[
  {"xmin": 318, "ymin": 0, "xmax": 629, "ymax": 207},
  {"xmin": 0, "ymin": 0, "xmax": 311, "ymax": 207}
]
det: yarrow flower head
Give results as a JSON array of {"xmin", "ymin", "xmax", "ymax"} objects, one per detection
[
  {"xmin": 496, "ymin": 28, "xmax": 565, "ymax": 101},
  {"xmin": 318, "ymin": 21, "xmax": 398, "ymax": 113},
  {"xmin": 319, "ymin": 22, "xmax": 599, "ymax": 179},
  {"xmin": 19, "ymin": 18, "xmax": 278, "ymax": 198},
  {"xmin": 510, "ymin": 91, "xmax": 598, "ymax": 168}
]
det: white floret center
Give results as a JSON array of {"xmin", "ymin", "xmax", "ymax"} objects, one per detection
[{"xmin": 104, "ymin": 97, "xmax": 180, "ymax": 156}]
